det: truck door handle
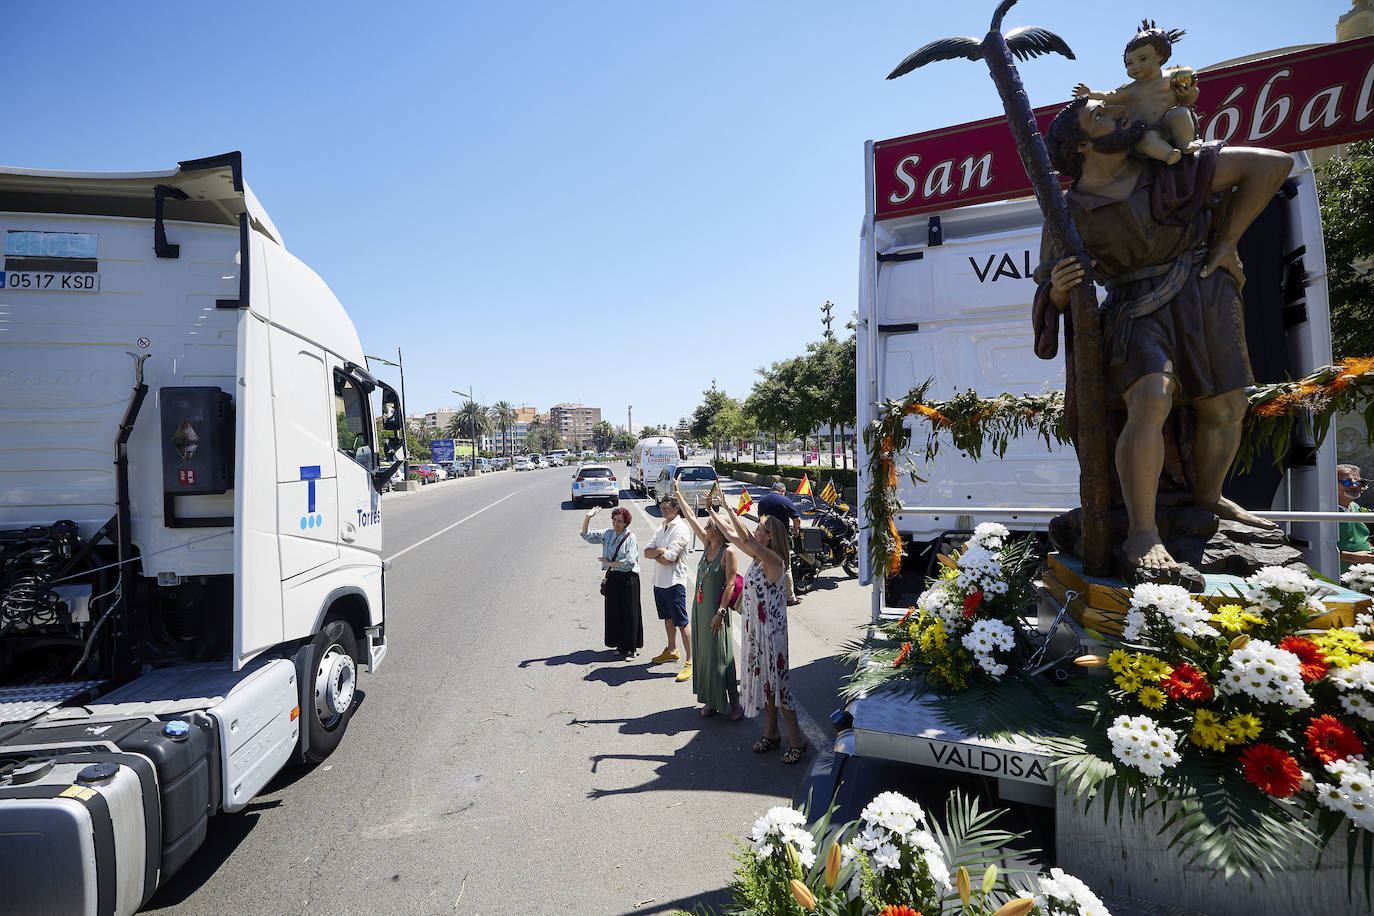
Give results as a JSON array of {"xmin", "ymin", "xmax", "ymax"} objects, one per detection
[{"xmin": 341, "ymin": 522, "xmax": 356, "ymax": 542}]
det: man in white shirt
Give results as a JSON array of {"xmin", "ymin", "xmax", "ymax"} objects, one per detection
[{"xmin": 644, "ymin": 494, "xmax": 693, "ymax": 681}]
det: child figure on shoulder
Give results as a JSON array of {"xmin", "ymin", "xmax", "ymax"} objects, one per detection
[{"xmin": 1072, "ymin": 20, "xmax": 1201, "ymax": 166}]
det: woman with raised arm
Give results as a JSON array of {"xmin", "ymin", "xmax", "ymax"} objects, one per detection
[
  {"xmin": 581, "ymin": 506, "xmax": 642, "ymax": 660},
  {"xmin": 673, "ymin": 481, "xmax": 742, "ymax": 719},
  {"xmin": 708, "ymin": 501, "xmax": 807, "ymax": 764}
]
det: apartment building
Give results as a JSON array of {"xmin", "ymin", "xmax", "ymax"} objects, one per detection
[{"xmin": 549, "ymin": 403, "xmax": 600, "ymax": 450}]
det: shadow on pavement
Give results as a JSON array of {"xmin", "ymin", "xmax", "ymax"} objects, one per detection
[
  {"xmin": 608, "ymin": 887, "xmax": 731, "ymax": 915},
  {"xmin": 583, "ymin": 662, "xmax": 675, "ymax": 687},
  {"xmin": 518, "ymin": 649, "xmax": 609, "ymax": 668},
  {"xmin": 143, "ymin": 810, "xmax": 263, "ymax": 909}
]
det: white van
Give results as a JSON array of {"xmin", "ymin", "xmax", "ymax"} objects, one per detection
[{"xmin": 629, "ymin": 436, "xmax": 679, "ymax": 498}]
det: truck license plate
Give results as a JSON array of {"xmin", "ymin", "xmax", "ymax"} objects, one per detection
[{"xmin": 2, "ymin": 270, "xmax": 100, "ymax": 292}]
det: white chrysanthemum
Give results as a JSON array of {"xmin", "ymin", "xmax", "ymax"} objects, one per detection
[
  {"xmin": 1036, "ymin": 866, "xmax": 1113, "ymax": 916},
  {"xmin": 1217, "ymin": 639, "xmax": 1315, "ymax": 708},
  {"xmin": 917, "ymin": 586, "xmax": 963, "ymax": 630},
  {"xmin": 1316, "ymin": 758, "xmax": 1374, "ymax": 832},
  {"xmin": 1343, "ymin": 563, "xmax": 1374, "ymax": 595},
  {"xmin": 967, "ymin": 522, "xmax": 1009, "ymax": 550},
  {"xmin": 961, "ymin": 619, "xmax": 1016, "ymax": 680},
  {"xmin": 858, "ymin": 791, "xmax": 926, "ymax": 834},
  {"xmin": 1332, "ymin": 662, "xmax": 1374, "ymax": 722},
  {"xmin": 1246, "ymin": 565, "xmax": 1318, "ymax": 594},
  {"xmin": 1107, "ymin": 714, "xmax": 1181, "ymax": 778},
  {"xmin": 1124, "ymin": 582, "xmax": 1219, "ymax": 641},
  {"xmin": 749, "ymin": 806, "xmax": 816, "ymax": 867},
  {"xmin": 954, "ymin": 544, "xmax": 1006, "ymax": 594},
  {"xmin": 910, "ymin": 829, "xmax": 953, "ymax": 890}
]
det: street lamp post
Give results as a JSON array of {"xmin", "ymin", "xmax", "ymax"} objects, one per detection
[
  {"xmin": 365, "ymin": 347, "xmax": 407, "ymax": 480},
  {"xmin": 452, "ymin": 388, "xmax": 474, "ymax": 466}
]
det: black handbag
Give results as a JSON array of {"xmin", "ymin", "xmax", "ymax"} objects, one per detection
[{"xmin": 600, "ymin": 532, "xmax": 629, "ymax": 596}]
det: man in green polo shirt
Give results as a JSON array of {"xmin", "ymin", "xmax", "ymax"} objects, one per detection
[{"xmin": 1338, "ymin": 463, "xmax": 1374, "ymax": 572}]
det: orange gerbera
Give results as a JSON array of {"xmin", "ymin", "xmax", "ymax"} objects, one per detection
[
  {"xmin": 898, "ymin": 606, "xmax": 916, "ymax": 626},
  {"xmin": 878, "ymin": 906, "xmax": 923, "ymax": 916},
  {"xmin": 893, "ymin": 641, "xmax": 913, "ymax": 668},
  {"xmin": 1305, "ymin": 715, "xmax": 1365, "ymax": 765},
  {"xmin": 1239, "ymin": 742, "xmax": 1303, "ymax": 797}
]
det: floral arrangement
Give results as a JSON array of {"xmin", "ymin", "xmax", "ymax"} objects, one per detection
[
  {"xmin": 1060, "ymin": 566, "xmax": 1374, "ymax": 877},
  {"xmin": 682, "ymin": 790, "xmax": 1108, "ymax": 916},
  {"xmin": 843, "ymin": 523, "xmax": 1040, "ymax": 699}
]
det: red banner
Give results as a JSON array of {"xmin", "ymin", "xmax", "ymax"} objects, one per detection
[{"xmin": 874, "ymin": 35, "xmax": 1374, "ymax": 221}]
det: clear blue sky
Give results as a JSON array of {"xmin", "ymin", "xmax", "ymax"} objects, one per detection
[{"xmin": 7, "ymin": 1, "xmax": 1352, "ymax": 432}]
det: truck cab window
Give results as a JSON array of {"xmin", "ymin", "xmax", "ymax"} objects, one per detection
[{"xmin": 333, "ymin": 371, "xmax": 375, "ymax": 470}]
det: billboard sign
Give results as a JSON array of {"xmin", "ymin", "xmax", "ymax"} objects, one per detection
[{"xmin": 874, "ymin": 35, "xmax": 1374, "ymax": 220}]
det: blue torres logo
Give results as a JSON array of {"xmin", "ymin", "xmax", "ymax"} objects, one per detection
[{"xmin": 299, "ymin": 465, "xmax": 324, "ymax": 530}]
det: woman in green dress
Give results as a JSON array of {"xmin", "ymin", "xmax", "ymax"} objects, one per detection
[{"xmin": 673, "ymin": 480, "xmax": 742, "ymax": 718}]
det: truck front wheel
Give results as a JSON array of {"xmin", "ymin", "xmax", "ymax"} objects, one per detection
[{"xmin": 299, "ymin": 619, "xmax": 359, "ymax": 764}]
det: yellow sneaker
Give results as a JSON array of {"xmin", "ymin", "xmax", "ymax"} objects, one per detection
[
  {"xmin": 651, "ymin": 648, "xmax": 680, "ymax": 663},
  {"xmin": 675, "ymin": 663, "xmax": 693, "ymax": 682}
]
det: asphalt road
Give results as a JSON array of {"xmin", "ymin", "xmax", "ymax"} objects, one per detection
[{"xmin": 146, "ymin": 465, "xmax": 868, "ymax": 916}]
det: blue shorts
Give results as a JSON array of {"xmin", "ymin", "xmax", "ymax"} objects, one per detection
[{"xmin": 653, "ymin": 584, "xmax": 689, "ymax": 627}]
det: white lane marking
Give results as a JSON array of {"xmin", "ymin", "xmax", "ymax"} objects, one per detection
[{"xmin": 384, "ymin": 484, "xmax": 540, "ymax": 563}]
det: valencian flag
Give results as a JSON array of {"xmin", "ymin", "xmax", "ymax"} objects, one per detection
[
  {"xmin": 819, "ymin": 480, "xmax": 839, "ymax": 505},
  {"xmin": 737, "ymin": 487, "xmax": 753, "ymax": 516},
  {"xmin": 796, "ymin": 475, "xmax": 812, "ymax": 496}
]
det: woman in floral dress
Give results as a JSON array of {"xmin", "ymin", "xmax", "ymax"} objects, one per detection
[
  {"xmin": 673, "ymin": 481, "xmax": 742, "ymax": 718},
  {"xmin": 710, "ymin": 504, "xmax": 807, "ymax": 764}
]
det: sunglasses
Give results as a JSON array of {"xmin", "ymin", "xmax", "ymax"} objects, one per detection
[{"xmin": 1341, "ymin": 478, "xmax": 1367, "ymax": 488}]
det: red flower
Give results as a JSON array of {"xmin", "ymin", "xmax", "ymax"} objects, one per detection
[
  {"xmin": 878, "ymin": 907, "xmax": 923, "ymax": 916},
  {"xmin": 898, "ymin": 606, "xmax": 916, "ymax": 625},
  {"xmin": 963, "ymin": 590, "xmax": 984, "ymax": 614},
  {"xmin": 1239, "ymin": 742, "xmax": 1304, "ymax": 797},
  {"xmin": 1306, "ymin": 715, "xmax": 1365, "ymax": 765},
  {"xmin": 893, "ymin": 642, "xmax": 912, "ymax": 668},
  {"xmin": 1162, "ymin": 663, "xmax": 1214, "ymax": 702},
  {"xmin": 1279, "ymin": 636, "xmax": 1329, "ymax": 682}
]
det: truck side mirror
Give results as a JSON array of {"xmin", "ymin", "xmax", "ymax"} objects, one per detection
[{"xmin": 379, "ymin": 383, "xmax": 403, "ymax": 432}]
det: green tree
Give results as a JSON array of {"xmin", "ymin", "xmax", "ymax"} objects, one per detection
[
  {"xmin": 491, "ymin": 401, "xmax": 517, "ymax": 458},
  {"xmin": 592, "ymin": 419, "xmax": 616, "ymax": 452},
  {"xmin": 455, "ymin": 402, "xmax": 491, "ymax": 459},
  {"xmin": 612, "ymin": 429, "xmax": 636, "ymax": 452},
  {"xmin": 689, "ymin": 386, "xmax": 736, "ymax": 458},
  {"xmin": 1318, "ymin": 140, "xmax": 1374, "ymax": 360},
  {"xmin": 804, "ymin": 333, "xmax": 857, "ymax": 468},
  {"xmin": 710, "ymin": 398, "xmax": 751, "ymax": 458},
  {"xmin": 640, "ymin": 425, "xmax": 662, "ymax": 438},
  {"xmin": 746, "ymin": 356, "xmax": 811, "ymax": 467}
]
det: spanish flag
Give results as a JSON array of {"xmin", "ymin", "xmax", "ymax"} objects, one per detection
[
  {"xmin": 819, "ymin": 480, "xmax": 839, "ymax": 505},
  {"xmin": 796, "ymin": 475, "xmax": 812, "ymax": 496},
  {"xmin": 737, "ymin": 487, "xmax": 753, "ymax": 516}
]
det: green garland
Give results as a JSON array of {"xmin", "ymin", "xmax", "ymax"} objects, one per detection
[{"xmin": 867, "ymin": 361, "xmax": 1374, "ymax": 578}]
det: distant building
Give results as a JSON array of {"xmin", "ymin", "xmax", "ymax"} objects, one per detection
[{"xmin": 549, "ymin": 403, "xmax": 601, "ymax": 449}]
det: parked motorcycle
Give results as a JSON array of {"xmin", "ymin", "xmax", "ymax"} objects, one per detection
[{"xmin": 790, "ymin": 501, "xmax": 859, "ymax": 594}]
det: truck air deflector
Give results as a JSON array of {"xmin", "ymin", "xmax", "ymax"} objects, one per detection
[
  {"xmin": 154, "ymin": 184, "xmax": 191, "ymax": 258},
  {"xmin": 875, "ymin": 250, "xmax": 923, "ymax": 262},
  {"xmin": 216, "ymin": 213, "xmax": 250, "ymax": 309}
]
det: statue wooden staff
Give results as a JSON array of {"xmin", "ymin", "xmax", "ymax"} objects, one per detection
[{"xmin": 887, "ymin": 0, "xmax": 1111, "ymax": 575}]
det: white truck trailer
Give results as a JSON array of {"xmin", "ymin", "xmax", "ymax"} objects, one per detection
[{"xmin": 0, "ymin": 152, "xmax": 402, "ymax": 914}]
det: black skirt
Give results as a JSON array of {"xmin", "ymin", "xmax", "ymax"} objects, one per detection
[{"xmin": 603, "ymin": 571, "xmax": 644, "ymax": 653}]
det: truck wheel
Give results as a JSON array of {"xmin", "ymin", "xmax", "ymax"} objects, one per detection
[{"xmin": 300, "ymin": 619, "xmax": 358, "ymax": 764}]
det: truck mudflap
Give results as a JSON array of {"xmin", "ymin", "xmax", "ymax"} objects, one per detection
[
  {"xmin": 365, "ymin": 623, "xmax": 387, "ymax": 672},
  {"xmin": 0, "ymin": 752, "xmax": 160, "ymax": 916}
]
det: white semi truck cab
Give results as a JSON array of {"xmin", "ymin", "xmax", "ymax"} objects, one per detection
[{"xmin": 0, "ymin": 152, "xmax": 402, "ymax": 914}]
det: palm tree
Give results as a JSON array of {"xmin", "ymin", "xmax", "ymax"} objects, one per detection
[
  {"xmin": 491, "ymin": 401, "xmax": 517, "ymax": 458},
  {"xmin": 592, "ymin": 420, "xmax": 615, "ymax": 453},
  {"xmin": 458, "ymin": 401, "xmax": 491, "ymax": 461},
  {"xmin": 887, "ymin": 0, "xmax": 1109, "ymax": 574}
]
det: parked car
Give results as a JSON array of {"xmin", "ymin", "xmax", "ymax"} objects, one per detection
[
  {"xmin": 410, "ymin": 464, "xmax": 437, "ymax": 484},
  {"xmin": 438, "ymin": 461, "xmax": 466, "ymax": 478},
  {"xmin": 420, "ymin": 463, "xmax": 447, "ymax": 481},
  {"xmin": 528, "ymin": 454, "xmax": 544, "ymax": 468},
  {"xmin": 571, "ymin": 464, "xmax": 619, "ymax": 507},
  {"xmin": 653, "ymin": 463, "xmax": 721, "ymax": 511},
  {"xmin": 514, "ymin": 457, "xmax": 532, "ymax": 471},
  {"xmin": 548, "ymin": 455, "xmax": 565, "ymax": 467},
  {"xmin": 491, "ymin": 457, "xmax": 508, "ymax": 470}
]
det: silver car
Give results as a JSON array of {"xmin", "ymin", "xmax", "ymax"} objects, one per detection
[
  {"xmin": 572, "ymin": 464, "xmax": 619, "ymax": 507},
  {"xmin": 654, "ymin": 464, "xmax": 720, "ymax": 512}
]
